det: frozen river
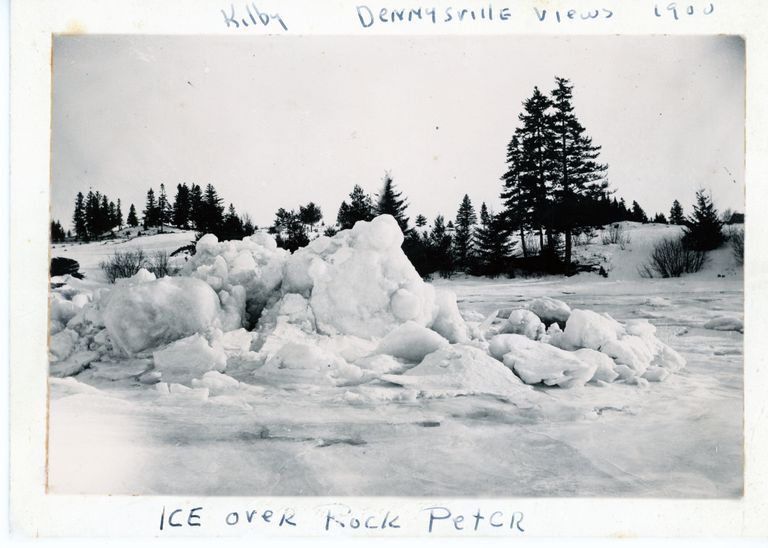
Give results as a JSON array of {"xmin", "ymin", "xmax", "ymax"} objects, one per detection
[{"xmin": 48, "ymin": 275, "xmax": 743, "ymax": 497}]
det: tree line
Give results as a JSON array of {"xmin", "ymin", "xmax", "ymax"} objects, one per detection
[{"xmin": 64, "ymin": 183, "xmax": 255, "ymax": 242}]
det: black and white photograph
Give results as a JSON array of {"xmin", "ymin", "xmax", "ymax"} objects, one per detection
[{"xmin": 45, "ymin": 34, "xmax": 745, "ymax": 498}]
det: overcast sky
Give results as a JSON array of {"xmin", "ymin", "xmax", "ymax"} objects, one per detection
[{"xmin": 51, "ymin": 35, "xmax": 745, "ymax": 229}]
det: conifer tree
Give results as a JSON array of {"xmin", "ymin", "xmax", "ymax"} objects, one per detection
[
  {"xmin": 127, "ymin": 203, "xmax": 139, "ymax": 227},
  {"xmin": 242, "ymin": 214, "xmax": 255, "ymax": 236},
  {"xmin": 549, "ymin": 77, "xmax": 608, "ymax": 266},
  {"xmin": 515, "ymin": 86, "xmax": 555, "ymax": 252},
  {"xmin": 337, "ymin": 184, "xmax": 374, "ymax": 229},
  {"xmin": 116, "ymin": 198, "xmax": 123, "ymax": 228},
  {"xmin": 375, "ymin": 172, "xmax": 410, "ymax": 233},
  {"xmin": 299, "ymin": 202, "xmax": 323, "ymax": 228},
  {"xmin": 475, "ymin": 203, "xmax": 512, "ymax": 277},
  {"xmin": 173, "ymin": 183, "xmax": 191, "ymax": 228},
  {"xmin": 682, "ymin": 189, "xmax": 724, "ymax": 251},
  {"xmin": 72, "ymin": 192, "xmax": 88, "ymax": 241},
  {"xmin": 669, "ymin": 199, "xmax": 685, "ymax": 225},
  {"xmin": 143, "ymin": 187, "xmax": 158, "ymax": 228},
  {"xmin": 221, "ymin": 203, "xmax": 245, "ymax": 240},
  {"xmin": 452, "ymin": 194, "xmax": 477, "ymax": 271},
  {"xmin": 200, "ymin": 184, "xmax": 224, "ymax": 235},
  {"xmin": 108, "ymin": 200, "xmax": 117, "ymax": 230},
  {"xmin": 99, "ymin": 194, "xmax": 111, "ymax": 232},
  {"xmin": 157, "ymin": 183, "xmax": 171, "ymax": 231},
  {"xmin": 631, "ymin": 200, "xmax": 648, "ymax": 223},
  {"xmin": 429, "ymin": 214, "xmax": 453, "ymax": 278},
  {"xmin": 50, "ymin": 220, "xmax": 66, "ymax": 243},
  {"xmin": 189, "ymin": 183, "xmax": 204, "ymax": 230},
  {"xmin": 415, "ymin": 214, "xmax": 427, "ymax": 227},
  {"xmin": 501, "ymin": 134, "xmax": 532, "ymax": 258}
]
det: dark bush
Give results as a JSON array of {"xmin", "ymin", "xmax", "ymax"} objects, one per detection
[
  {"xmin": 639, "ymin": 237, "xmax": 707, "ymax": 278},
  {"xmin": 50, "ymin": 257, "xmax": 83, "ymax": 278}
]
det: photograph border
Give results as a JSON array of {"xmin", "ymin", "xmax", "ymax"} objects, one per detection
[{"xmin": 8, "ymin": 0, "xmax": 768, "ymax": 539}]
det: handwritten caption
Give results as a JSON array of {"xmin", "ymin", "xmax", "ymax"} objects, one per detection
[
  {"xmin": 159, "ymin": 505, "xmax": 525, "ymax": 534},
  {"xmin": 218, "ymin": 2, "xmax": 718, "ymax": 30}
]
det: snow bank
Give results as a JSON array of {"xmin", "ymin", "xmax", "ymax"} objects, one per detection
[
  {"xmin": 285, "ymin": 215, "xmax": 439, "ymax": 338},
  {"xmin": 153, "ymin": 334, "xmax": 227, "ymax": 383},
  {"xmin": 703, "ymin": 316, "xmax": 744, "ymax": 333},
  {"xmin": 490, "ymin": 334, "xmax": 596, "ymax": 388},
  {"xmin": 104, "ymin": 276, "xmax": 222, "ymax": 355},
  {"xmin": 182, "ymin": 233, "xmax": 288, "ymax": 328},
  {"xmin": 499, "ymin": 309, "xmax": 545, "ymax": 340},
  {"xmin": 382, "ymin": 344, "xmax": 535, "ymax": 400},
  {"xmin": 557, "ymin": 310, "xmax": 685, "ymax": 381},
  {"xmin": 374, "ymin": 321, "xmax": 449, "ymax": 362},
  {"xmin": 49, "ymin": 215, "xmax": 688, "ymax": 398},
  {"xmin": 528, "ymin": 297, "xmax": 571, "ymax": 325}
]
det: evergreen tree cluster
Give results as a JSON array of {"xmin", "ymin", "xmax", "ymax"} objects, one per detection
[
  {"xmin": 71, "ymin": 190, "xmax": 124, "ymax": 241},
  {"xmin": 50, "ymin": 220, "xmax": 67, "ymax": 243},
  {"xmin": 70, "ymin": 182, "xmax": 256, "ymax": 242},
  {"xmin": 500, "ymin": 77, "xmax": 611, "ymax": 268},
  {"xmin": 268, "ymin": 202, "xmax": 324, "ymax": 252}
]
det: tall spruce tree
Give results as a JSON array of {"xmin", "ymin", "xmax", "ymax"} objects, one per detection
[
  {"xmin": 549, "ymin": 77, "xmax": 608, "ymax": 266},
  {"xmin": 189, "ymin": 184, "xmax": 204, "ymax": 230},
  {"xmin": 452, "ymin": 194, "xmax": 477, "ymax": 271},
  {"xmin": 515, "ymin": 86, "xmax": 555, "ymax": 253},
  {"xmin": 669, "ymin": 199, "xmax": 685, "ymax": 225},
  {"xmin": 72, "ymin": 191, "xmax": 88, "ymax": 240},
  {"xmin": 143, "ymin": 187, "xmax": 158, "ymax": 228},
  {"xmin": 501, "ymin": 134, "xmax": 533, "ymax": 258},
  {"xmin": 682, "ymin": 189, "xmax": 724, "ymax": 251},
  {"xmin": 337, "ymin": 184, "xmax": 374, "ymax": 229},
  {"xmin": 375, "ymin": 172, "xmax": 410, "ymax": 233},
  {"xmin": 84, "ymin": 190, "xmax": 96, "ymax": 237},
  {"xmin": 631, "ymin": 200, "xmax": 648, "ymax": 223},
  {"xmin": 173, "ymin": 183, "xmax": 191, "ymax": 228},
  {"xmin": 116, "ymin": 199, "xmax": 123, "ymax": 228},
  {"xmin": 200, "ymin": 183, "xmax": 224, "ymax": 235},
  {"xmin": 157, "ymin": 183, "xmax": 171, "ymax": 231},
  {"xmin": 99, "ymin": 194, "xmax": 111, "ymax": 232},
  {"xmin": 126, "ymin": 203, "xmax": 139, "ymax": 227}
]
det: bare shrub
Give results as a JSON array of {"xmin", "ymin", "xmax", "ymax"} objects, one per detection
[
  {"xmin": 147, "ymin": 250, "xmax": 178, "ymax": 278},
  {"xmin": 601, "ymin": 224, "xmax": 631, "ymax": 249},
  {"xmin": 639, "ymin": 237, "xmax": 707, "ymax": 278},
  {"xmin": 100, "ymin": 249, "xmax": 177, "ymax": 283}
]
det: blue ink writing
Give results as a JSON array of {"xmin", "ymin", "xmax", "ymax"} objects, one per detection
[
  {"xmin": 224, "ymin": 508, "xmax": 296, "ymax": 527},
  {"xmin": 221, "ymin": 3, "xmax": 288, "ymax": 30},
  {"xmin": 534, "ymin": 6, "xmax": 613, "ymax": 22},
  {"xmin": 355, "ymin": 4, "xmax": 511, "ymax": 27},
  {"xmin": 324, "ymin": 508, "xmax": 400, "ymax": 530},
  {"xmin": 159, "ymin": 506, "xmax": 203, "ymax": 530},
  {"xmin": 654, "ymin": 2, "xmax": 714, "ymax": 20},
  {"xmin": 422, "ymin": 507, "xmax": 525, "ymax": 533}
]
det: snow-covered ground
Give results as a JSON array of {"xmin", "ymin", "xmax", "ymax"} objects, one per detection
[{"xmin": 46, "ymin": 220, "xmax": 743, "ymax": 497}]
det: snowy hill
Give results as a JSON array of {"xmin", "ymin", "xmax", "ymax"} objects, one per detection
[
  {"xmin": 51, "ymin": 228, "xmax": 197, "ymax": 280},
  {"xmin": 572, "ymin": 221, "xmax": 742, "ymax": 281}
]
